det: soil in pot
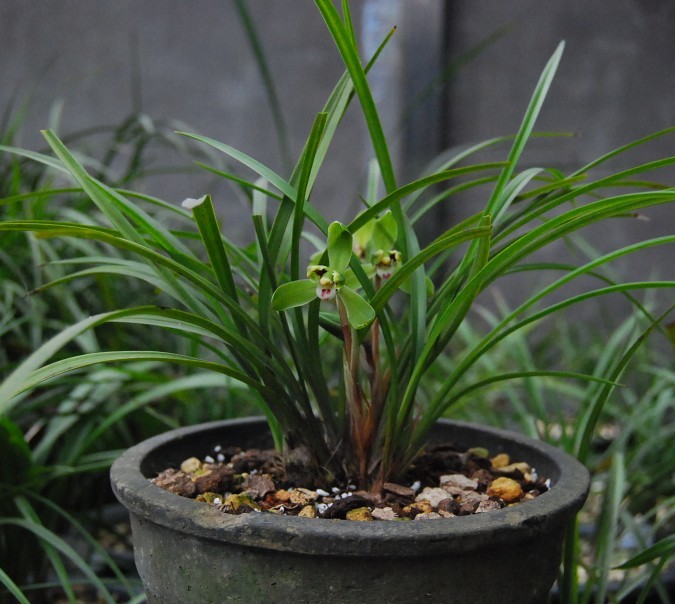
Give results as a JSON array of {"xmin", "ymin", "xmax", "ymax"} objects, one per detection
[{"xmin": 151, "ymin": 439, "xmax": 552, "ymax": 521}]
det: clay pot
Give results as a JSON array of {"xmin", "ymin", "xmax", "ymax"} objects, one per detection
[{"xmin": 110, "ymin": 417, "xmax": 589, "ymax": 603}]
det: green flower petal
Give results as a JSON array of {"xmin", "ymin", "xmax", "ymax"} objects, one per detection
[
  {"xmin": 372, "ymin": 211, "xmax": 397, "ymax": 251},
  {"xmin": 338, "ymin": 285, "xmax": 376, "ymax": 329},
  {"xmin": 272, "ymin": 279, "xmax": 317, "ymax": 311},
  {"xmin": 353, "ymin": 219, "xmax": 375, "ymax": 254},
  {"xmin": 327, "ymin": 221, "xmax": 353, "ymax": 272}
]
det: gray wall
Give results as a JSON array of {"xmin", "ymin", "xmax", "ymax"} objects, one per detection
[
  {"xmin": 2, "ymin": 1, "xmax": 673, "ymax": 283},
  {"xmin": 2, "ymin": 1, "xmax": 368, "ymax": 230}
]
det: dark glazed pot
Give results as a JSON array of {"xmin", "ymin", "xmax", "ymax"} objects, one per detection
[{"xmin": 110, "ymin": 417, "xmax": 589, "ymax": 603}]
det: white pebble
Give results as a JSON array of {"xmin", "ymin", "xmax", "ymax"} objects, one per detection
[
  {"xmin": 348, "ymin": 484, "xmax": 357, "ymax": 490},
  {"xmin": 531, "ymin": 467, "xmax": 538, "ymax": 481},
  {"xmin": 216, "ymin": 453, "xmax": 225, "ymax": 462},
  {"xmin": 204, "ymin": 455, "xmax": 215, "ymax": 464},
  {"xmin": 213, "ymin": 498, "xmax": 222, "ymax": 506},
  {"xmin": 316, "ymin": 488, "xmax": 330, "ymax": 497},
  {"xmin": 545, "ymin": 478, "xmax": 552, "ymax": 489},
  {"xmin": 317, "ymin": 503, "xmax": 329, "ymax": 514},
  {"xmin": 411, "ymin": 480, "xmax": 422, "ymax": 493},
  {"xmin": 214, "ymin": 445, "xmax": 222, "ymax": 453},
  {"xmin": 331, "ymin": 487, "xmax": 341, "ymax": 494}
]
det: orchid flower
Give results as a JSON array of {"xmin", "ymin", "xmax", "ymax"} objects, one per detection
[
  {"xmin": 354, "ymin": 210, "xmax": 402, "ymax": 281},
  {"xmin": 271, "ymin": 222, "xmax": 375, "ymax": 329}
]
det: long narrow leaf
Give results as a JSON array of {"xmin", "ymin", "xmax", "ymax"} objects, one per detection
[
  {"xmin": 177, "ymin": 131, "xmax": 296, "ymax": 199},
  {"xmin": 485, "ymin": 42, "xmax": 564, "ymax": 217},
  {"xmin": 315, "ymin": 0, "xmax": 397, "ymax": 194},
  {"xmin": 0, "ymin": 567, "xmax": 31, "ymax": 604},
  {"xmin": 187, "ymin": 194, "xmax": 239, "ymax": 301},
  {"xmin": 615, "ymin": 535, "xmax": 675, "ymax": 569},
  {"xmin": 0, "ymin": 517, "xmax": 116, "ymax": 604}
]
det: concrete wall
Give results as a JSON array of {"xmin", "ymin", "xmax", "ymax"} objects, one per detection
[
  {"xmin": 444, "ymin": 1, "xmax": 675, "ymax": 300},
  {"xmin": 1, "ymin": 1, "xmax": 369, "ymax": 231}
]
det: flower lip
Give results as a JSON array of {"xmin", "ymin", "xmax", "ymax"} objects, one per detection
[
  {"xmin": 316, "ymin": 284, "xmax": 337, "ymax": 301},
  {"xmin": 373, "ymin": 249, "xmax": 401, "ymax": 279}
]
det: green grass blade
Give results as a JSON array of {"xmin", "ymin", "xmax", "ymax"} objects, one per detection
[
  {"xmin": 593, "ymin": 453, "xmax": 626, "ymax": 604},
  {"xmin": 570, "ymin": 125, "xmax": 675, "ymax": 178},
  {"xmin": 615, "ymin": 535, "xmax": 675, "ymax": 570},
  {"xmin": 396, "ymin": 219, "xmax": 492, "ymax": 433},
  {"xmin": 574, "ymin": 304, "xmax": 675, "ymax": 463},
  {"xmin": 302, "ymin": 25, "xmax": 396, "ymax": 195},
  {"xmin": 485, "ymin": 42, "xmax": 564, "ymax": 217},
  {"xmin": 0, "ymin": 516, "xmax": 117, "ymax": 604},
  {"xmin": 0, "ymin": 305, "xmax": 277, "ymax": 413},
  {"xmin": 234, "ymin": 0, "xmax": 292, "ymax": 171},
  {"xmin": 496, "ymin": 156, "xmax": 675, "ymax": 244},
  {"xmin": 292, "ymin": 113, "xmax": 327, "ymax": 280},
  {"xmin": 0, "ymin": 312, "xmax": 107, "ymax": 415},
  {"xmin": 187, "ymin": 194, "xmax": 239, "ymax": 302},
  {"xmin": 0, "ymin": 144, "xmax": 69, "ymax": 174},
  {"xmin": 13, "ymin": 350, "xmax": 276, "ymax": 401},
  {"xmin": 0, "ymin": 567, "xmax": 31, "ymax": 604},
  {"xmin": 315, "ymin": 0, "xmax": 397, "ymax": 194},
  {"xmin": 28, "ymin": 493, "xmax": 135, "ymax": 596},
  {"xmin": 349, "ymin": 164, "xmax": 503, "ymax": 234},
  {"xmin": 428, "ymin": 280, "xmax": 675, "ymax": 423},
  {"xmin": 41, "ymin": 130, "xmax": 145, "ymax": 244},
  {"xmin": 410, "ymin": 175, "xmax": 498, "ymax": 225},
  {"xmin": 194, "ymin": 162, "xmax": 283, "ymax": 200},
  {"xmin": 445, "ymin": 370, "xmax": 621, "ymax": 408},
  {"xmin": 0, "ymin": 220, "xmax": 264, "ymax": 333},
  {"xmin": 177, "ymin": 131, "xmax": 297, "ymax": 199}
]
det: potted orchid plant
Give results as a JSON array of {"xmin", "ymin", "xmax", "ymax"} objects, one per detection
[{"xmin": 1, "ymin": 0, "xmax": 674, "ymax": 601}]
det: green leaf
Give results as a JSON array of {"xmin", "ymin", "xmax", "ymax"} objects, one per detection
[
  {"xmin": 593, "ymin": 453, "xmax": 626, "ymax": 603},
  {"xmin": 187, "ymin": 194, "xmax": 238, "ymax": 302},
  {"xmin": 338, "ymin": 285, "xmax": 375, "ymax": 329},
  {"xmin": 327, "ymin": 221, "xmax": 353, "ymax": 271},
  {"xmin": 348, "ymin": 164, "xmax": 503, "ymax": 234},
  {"xmin": 177, "ymin": 131, "xmax": 297, "ymax": 199},
  {"xmin": 0, "ymin": 312, "xmax": 108, "ymax": 415},
  {"xmin": 0, "ymin": 517, "xmax": 117, "ymax": 604},
  {"xmin": 271, "ymin": 280, "xmax": 317, "ymax": 311},
  {"xmin": 485, "ymin": 42, "xmax": 564, "ymax": 217},
  {"xmin": 315, "ymin": 0, "xmax": 397, "ymax": 194},
  {"xmin": 0, "ymin": 567, "xmax": 30, "ymax": 604},
  {"xmin": 15, "ymin": 351, "xmax": 276, "ymax": 401},
  {"xmin": 0, "ymin": 417, "xmax": 33, "ymax": 485},
  {"xmin": 292, "ymin": 112, "xmax": 328, "ymax": 280},
  {"xmin": 233, "ymin": 0, "xmax": 292, "ymax": 170},
  {"xmin": 573, "ymin": 305, "xmax": 675, "ymax": 463},
  {"xmin": 615, "ymin": 535, "xmax": 675, "ymax": 569}
]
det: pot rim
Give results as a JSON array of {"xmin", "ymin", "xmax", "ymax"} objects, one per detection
[{"xmin": 110, "ymin": 417, "xmax": 590, "ymax": 557}]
